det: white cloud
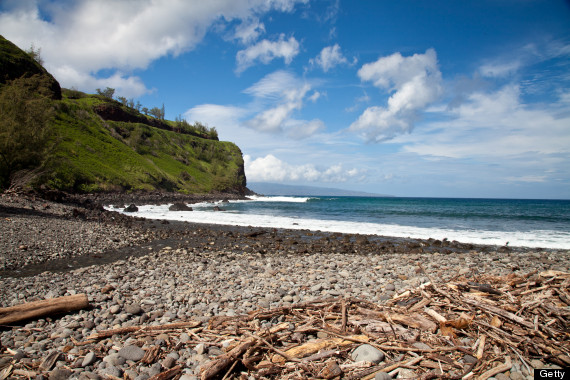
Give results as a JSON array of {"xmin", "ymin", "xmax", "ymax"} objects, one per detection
[
  {"xmin": 243, "ymin": 70, "xmax": 300, "ymax": 98},
  {"xmin": 308, "ymin": 91, "xmax": 322, "ymax": 102},
  {"xmin": 402, "ymin": 85, "xmax": 570, "ymax": 160},
  {"xmin": 232, "ymin": 18, "xmax": 266, "ymax": 44},
  {"xmin": 0, "ymin": 0, "xmax": 307, "ymax": 95},
  {"xmin": 286, "ymin": 119, "xmax": 325, "ymax": 139},
  {"xmin": 350, "ymin": 48, "xmax": 442, "ymax": 142},
  {"xmin": 185, "ymin": 71, "xmax": 325, "ymax": 139},
  {"xmin": 184, "ymin": 104, "xmax": 248, "ymax": 130},
  {"xmin": 235, "ymin": 34, "xmax": 300, "ymax": 73},
  {"xmin": 243, "ymin": 71, "xmax": 319, "ymax": 135},
  {"xmin": 244, "ymin": 154, "xmax": 363, "ymax": 182},
  {"xmin": 479, "ymin": 61, "xmax": 521, "ymax": 78},
  {"xmin": 310, "ymin": 44, "xmax": 350, "ymax": 72}
]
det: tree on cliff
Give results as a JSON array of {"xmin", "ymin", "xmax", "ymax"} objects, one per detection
[
  {"xmin": 96, "ymin": 87, "xmax": 115, "ymax": 99},
  {"xmin": 0, "ymin": 75, "xmax": 54, "ymax": 190}
]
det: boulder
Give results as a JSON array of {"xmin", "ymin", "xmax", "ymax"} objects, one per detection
[
  {"xmin": 213, "ymin": 206, "xmax": 226, "ymax": 211},
  {"xmin": 169, "ymin": 202, "xmax": 193, "ymax": 211},
  {"xmin": 124, "ymin": 204, "xmax": 138, "ymax": 212}
]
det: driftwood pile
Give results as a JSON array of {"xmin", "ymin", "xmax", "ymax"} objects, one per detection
[
  {"xmin": 1, "ymin": 269, "xmax": 569, "ymax": 379},
  {"xmin": 191, "ymin": 268, "xmax": 570, "ymax": 379}
]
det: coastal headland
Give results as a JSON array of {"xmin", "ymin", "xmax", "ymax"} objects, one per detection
[{"xmin": 1, "ymin": 192, "xmax": 568, "ymax": 379}]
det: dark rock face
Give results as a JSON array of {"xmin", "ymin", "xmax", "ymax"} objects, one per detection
[
  {"xmin": 124, "ymin": 204, "xmax": 138, "ymax": 212},
  {"xmin": 0, "ymin": 35, "xmax": 62, "ymax": 100},
  {"xmin": 169, "ymin": 203, "xmax": 193, "ymax": 211},
  {"xmin": 213, "ymin": 206, "xmax": 226, "ymax": 212}
]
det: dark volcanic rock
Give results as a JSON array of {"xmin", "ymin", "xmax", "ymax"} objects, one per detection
[
  {"xmin": 124, "ymin": 204, "xmax": 138, "ymax": 212},
  {"xmin": 169, "ymin": 203, "xmax": 193, "ymax": 211}
]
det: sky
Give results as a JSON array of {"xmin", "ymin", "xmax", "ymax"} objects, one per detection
[{"xmin": 1, "ymin": 0, "xmax": 570, "ymax": 199}]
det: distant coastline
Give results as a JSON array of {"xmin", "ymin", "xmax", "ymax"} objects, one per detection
[{"xmin": 248, "ymin": 182, "xmax": 392, "ymax": 197}]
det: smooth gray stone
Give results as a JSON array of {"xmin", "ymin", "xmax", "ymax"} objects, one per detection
[
  {"xmin": 118, "ymin": 345, "xmax": 145, "ymax": 361},
  {"xmin": 101, "ymin": 366, "xmax": 123, "ymax": 378},
  {"xmin": 82, "ymin": 351, "xmax": 97, "ymax": 367},
  {"xmin": 49, "ymin": 369, "xmax": 72, "ymax": 380},
  {"xmin": 351, "ymin": 344, "xmax": 385, "ymax": 364}
]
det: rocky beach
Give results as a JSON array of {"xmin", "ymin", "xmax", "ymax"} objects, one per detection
[{"xmin": 1, "ymin": 192, "xmax": 569, "ymax": 380}]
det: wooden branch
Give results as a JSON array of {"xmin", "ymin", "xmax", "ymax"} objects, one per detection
[
  {"xmin": 478, "ymin": 356, "xmax": 511, "ymax": 380},
  {"xmin": 149, "ymin": 365, "xmax": 181, "ymax": 380},
  {"xmin": 272, "ymin": 335, "xmax": 369, "ymax": 363},
  {"xmin": 424, "ymin": 307, "xmax": 447, "ymax": 323},
  {"xmin": 462, "ymin": 298, "xmax": 533, "ymax": 329},
  {"xmin": 201, "ymin": 338, "xmax": 256, "ymax": 380},
  {"xmin": 0, "ymin": 294, "xmax": 89, "ymax": 325},
  {"xmin": 341, "ymin": 300, "xmax": 348, "ymax": 333},
  {"xmin": 86, "ymin": 321, "xmax": 201, "ymax": 340}
]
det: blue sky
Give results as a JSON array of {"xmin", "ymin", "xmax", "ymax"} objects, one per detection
[{"xmin": 1, "ymin": 0, "xmax": 569, "ymax": 198}]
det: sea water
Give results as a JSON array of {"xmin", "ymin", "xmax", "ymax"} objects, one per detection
[{"xmin": 107, "ymin": 196, "xmax": 570, "ymax": 249}]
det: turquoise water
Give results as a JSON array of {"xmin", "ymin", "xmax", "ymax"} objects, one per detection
[{"xmin": 112, "ymin": 196, "xmax": 570, "ymax": 249}]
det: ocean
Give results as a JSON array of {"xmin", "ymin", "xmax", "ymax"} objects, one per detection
[{"xmin": 109, "ymin": 196, "xmax": 570, "ymax": 249}]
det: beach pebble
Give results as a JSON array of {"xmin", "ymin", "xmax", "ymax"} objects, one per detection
[
  {"xmin": 412, "ymin": 342, "xmax": 431, "ymax": 350},
  {"xmin": 195, "ymin": 343, "xmax": 206, "ymax": 355},
  {"xmin": 162, "ymin": 356, "xmax": 176, "ymax": 369},
  {"xmin": 125, "ymin": 304, "xmax": 143, "ymax": 315},
  {"xmin": 118, "ymin": 345, "xmax": 145, "ymax": 361},
  {"xmin": 103, "ymin": 353, "xmax": 125, "ymax": 367},
  {"xmin": 49, "ymin": 368, "xmax": 73, "ymax": 380},
  {"xmin": 82, "ymin": 351, "xmax": 97, "ymax": 367},
  {"xmin": 101, "ymin": 366, "xmax": 123, "ymax": 378},
  {"xmin": 351, "ymin": 344, "xmax": 385, "ymax": 364},
  {"xmin": 109, "ymin": 305, "xmax": 121, "ymax": 314},
  {"xmin": 375, "ymin": 373, "xmax": 392, "ymax": 380}
]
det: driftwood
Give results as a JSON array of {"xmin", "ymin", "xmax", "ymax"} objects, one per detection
[
  {"xmin": 2, "ymin": 270, "xmax": 568, "ymax": 379},
  {"xmin": 0, "ymin": 294, "xmax": 89, "ymax": 325},
  {"xmin": 271, "ymin": 335, "xmax": 369, "ymax": 363},
  {"xmin": 86, "ymin": 320, "xmax": 201, "ymax": 340}
]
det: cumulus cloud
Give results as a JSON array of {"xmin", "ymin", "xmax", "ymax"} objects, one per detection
[
  {"xmin": 235, "ymin": 34, "xmax": 300, "ymax": 73},
  {"xmin": 350, "ymin": 48, "xmax": 442, "ymax": 142},
  {"xmin": 0, "ymin": 0, "xmax": 307, "ymax": 95},
  {"xmin": 244, "ymin": 154, "xmax": 363, "ymax": 182},
  {"xmin": 310, "ymin": 44, "xmax": 351, "ymax": 72},
  {"xmin": 403, "ymin": 84, "xmax": 570, "ymax": 160}
]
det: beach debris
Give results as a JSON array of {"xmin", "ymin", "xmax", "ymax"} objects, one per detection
[
  {"xmin": 0, "ymin": 294, "xmax": 89, "ymax": 325},
  {"xmin": 1, "ymin": 271, "xmax": 568, "ymax": 379}
]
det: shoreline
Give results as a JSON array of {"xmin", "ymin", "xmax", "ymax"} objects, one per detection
[
  {"xmin": 2, "ymin": 192, "xmax": 567, "ymax": 277},
  {"xmin": 1, "ymin": 192, "xmax": 569, "ymax": 379}
]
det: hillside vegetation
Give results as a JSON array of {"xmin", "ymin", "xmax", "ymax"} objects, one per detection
[{"xmin": 0, "ymin": 35, "xmax": 247, "ymax": 194}]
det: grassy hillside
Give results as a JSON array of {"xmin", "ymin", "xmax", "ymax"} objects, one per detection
[
  {"xmin": 39, "ymin": 91, "xmax": 246, "ymax": 193},
  {"xmin": 0, "ymin": 35, "xmax": 247, "ymax": 194}
]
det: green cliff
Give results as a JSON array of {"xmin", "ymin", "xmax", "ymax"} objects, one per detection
[{"xmin": 0, "ymin": 35, "xmax": 247, "ymax": 194}]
